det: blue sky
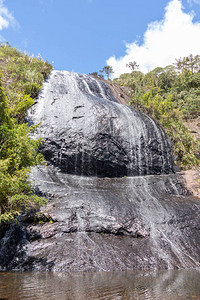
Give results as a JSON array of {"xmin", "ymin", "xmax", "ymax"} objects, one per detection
[{"xmin": 1, "ymin": 0, "xmax": 200, "ymax": 77}]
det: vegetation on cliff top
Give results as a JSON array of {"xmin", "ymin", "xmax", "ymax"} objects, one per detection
[
  {"xmin": 114, "ymin": 55, "xmax": 200, "ymax": 168},
  {"xmin": 0, "ymin": 43, "xmax": 53, "ymax": 223}
]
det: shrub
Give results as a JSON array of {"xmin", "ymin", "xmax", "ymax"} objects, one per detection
[{"xmin": 0, "ymin": 43, "xmax": 53, "ymax": 223}]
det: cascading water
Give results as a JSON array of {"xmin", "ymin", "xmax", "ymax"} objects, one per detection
[
  {"xmin": 0, "ymin": 70, "xmax": 200, "ymax": 272},
  {"xmin": 29, "ymin": 70, "xmax": 174, "ymax": 177}
]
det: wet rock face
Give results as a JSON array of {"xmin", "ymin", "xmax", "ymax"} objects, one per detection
[
  {"xmin": 28, "ymin": 71, "xmax": 174, "ymax": 177},
  {"xmin": 0, "ymin": 223, "xmax": 28, "ymax": 270},
  {"xmin": 1, "ymin": 71, "xmax": 200, "ymax": 272},
  {"xmin": 1, "ymin": 167, "xmax": 200, "ymax": 272}
]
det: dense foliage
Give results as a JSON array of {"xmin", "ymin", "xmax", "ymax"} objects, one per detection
[
  {"xmin": 0, "ymin": 43, "xmax": 53, "ymax": 222},
  {"xmin": 114, "ymin": 55, "xmax": 200, "ymax": 168},
  {"xmin": 0, "ymin": 43, "xmax": 53, "ymax": 122}
]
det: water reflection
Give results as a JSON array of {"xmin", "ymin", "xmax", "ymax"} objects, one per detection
[{"xmin": 0, "ymin": 269, "xmax": 200, "ymax": 300}]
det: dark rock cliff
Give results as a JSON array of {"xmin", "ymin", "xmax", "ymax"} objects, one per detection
[
  {"xmin": 0, "ymin": 71, "xmax": 199, "ymax": 272},
  {"xmin": 28, "ymin": 71, "xmax": 174, "ymax": 177}
]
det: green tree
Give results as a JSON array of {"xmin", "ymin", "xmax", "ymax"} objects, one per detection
[
  {"xmin": 0, "ymin": 44, "xmax": 52, "ymax": 222},
  {"xmin": 0, "ymin": 43, "xmax": 53, "ymax": 122},
  {"xmin": 89, "ymin": 71, "xmax": 104, "ymax": 79},
  {"xmin": 126, "ymin": 61, "xmax": 139, "ymax": 71},
  {"xmin": 114, "ymin": 71, "xmax": 144, "ymax": 93},
  {"xmin": 0, "ymin": 78, "xmax": 46, "ymax": 221},
  {"xmin": 174, "ymin": 54, "xmax": 200, "ymax": 73},
  {"xmin": 89, "ymin": 72, "xmax": 98, "ymax": 77},
  {"xmin": 100, "ymin": 65, "xmax": 114, "ymax": 80},
  {"xmin": 116, "ymin": 54, "xmax": 200, "ymax": 168}
]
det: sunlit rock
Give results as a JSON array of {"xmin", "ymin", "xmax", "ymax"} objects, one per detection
[{"xmin": 28, "ymin": 71, "xmax": 174, "ymax": 177}]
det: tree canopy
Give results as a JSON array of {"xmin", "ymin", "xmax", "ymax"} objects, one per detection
[{"xmin": 114, "ymin": 55, "xmax": 200, "ymax": 168}]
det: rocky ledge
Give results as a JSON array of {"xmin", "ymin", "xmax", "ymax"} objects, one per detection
[{"xmin": 0, "ymin": 166, "xmax": 200, "ymax": 272}]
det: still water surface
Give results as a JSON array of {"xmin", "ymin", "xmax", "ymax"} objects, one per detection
[{"xmin": 0, "ymin": 269, "xmax": 200, "ymax": 300}]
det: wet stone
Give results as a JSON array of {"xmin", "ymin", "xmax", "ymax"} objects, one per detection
[
  {"xmin": 0, "ymin": 71, "xmax": 200, "ymax": 272},
  {"xmin": 28, "ymin": 71, "xmax": 175, "ymax": 177}
]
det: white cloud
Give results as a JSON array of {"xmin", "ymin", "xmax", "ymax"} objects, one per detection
[
  {"xmin": 0, "ymin": 0, "xmax": 17, "ymax": 32},
  {"xmin": 107, "ymin": 0, "xmax": 200, "ymax": 78}
]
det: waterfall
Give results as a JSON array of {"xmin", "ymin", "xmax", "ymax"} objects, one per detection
[
  {"xmin": 28, "ymin": 70, "xmax": 174, "ymax": 177},
  {"xmin": 1, "ymin": 70, "xmax": 199, "ymax": 272}
]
